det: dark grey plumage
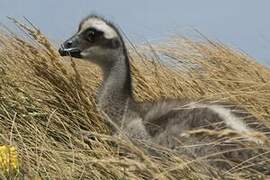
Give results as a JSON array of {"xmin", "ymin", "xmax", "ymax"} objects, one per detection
[{"xmin": 59, "ymin": 15, "xmax": 270, "ymax": 174}]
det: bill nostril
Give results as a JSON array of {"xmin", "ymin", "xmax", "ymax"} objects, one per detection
[{"xmin": 66, "ymin": 41, "xmax": 72, "ymax": 48}]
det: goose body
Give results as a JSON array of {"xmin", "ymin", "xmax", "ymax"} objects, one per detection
[{"xmin": 59, "ymin": 15, "xmax": 270, "ymax": 173}]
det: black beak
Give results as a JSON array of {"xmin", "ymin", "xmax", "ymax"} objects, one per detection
[
  {"xmin": 58, "ymin": 47, "xmax": 82, "ymax": 58},
  {"xmin": 58, "ymin": 36, "xmax": 82, "ymax": 58}
]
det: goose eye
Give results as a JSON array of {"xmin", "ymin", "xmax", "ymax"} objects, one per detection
[
  {"xmin": 85, "ymin": 28, "xmax": 102, "ymax": 42},
  {"xmin": 86, "ymin": 30, "xmax": 96, "ymax": 42}
]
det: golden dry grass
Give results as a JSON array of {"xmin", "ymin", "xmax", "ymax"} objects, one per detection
[{"xmin": 0, "ymin": 19, "xmax": 269, "ymax": 179}]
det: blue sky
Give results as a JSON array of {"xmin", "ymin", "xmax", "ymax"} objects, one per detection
[{"xmin": 1, "ymin": 0, "xmax": 270, "ymax": 65}]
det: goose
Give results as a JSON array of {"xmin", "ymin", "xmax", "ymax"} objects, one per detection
[{"xmin": 58, "ymin": 15, "xmax": 270, "ymax": 173}]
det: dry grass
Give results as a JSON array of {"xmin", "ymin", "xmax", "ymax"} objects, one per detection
[{"xmin": 0, "ymin": 19, "xmax": 269, "ymax": 179}]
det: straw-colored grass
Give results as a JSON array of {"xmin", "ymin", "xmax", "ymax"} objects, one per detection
[{"xmin": 0, "ymin": 19, "xmax": 269, "ymax": 179}]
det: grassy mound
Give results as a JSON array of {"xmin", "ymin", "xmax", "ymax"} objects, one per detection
[{"xmin": 0, "ymin": 19, "xmax": 269, "ymax": 179}]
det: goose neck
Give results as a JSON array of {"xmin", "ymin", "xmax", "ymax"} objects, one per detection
[{"xmin": 98, "ymin": 54, "xmax": 133, "ymax": 125}]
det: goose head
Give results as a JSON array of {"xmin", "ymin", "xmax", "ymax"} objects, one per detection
[{"xmin": 59, "ymin": 15, "xmax": 125, "ymax": 67}]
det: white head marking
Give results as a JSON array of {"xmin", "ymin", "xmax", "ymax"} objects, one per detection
[{"xmin": 80, "ymin": 17, "xmax": 118, "ymax": 39}]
